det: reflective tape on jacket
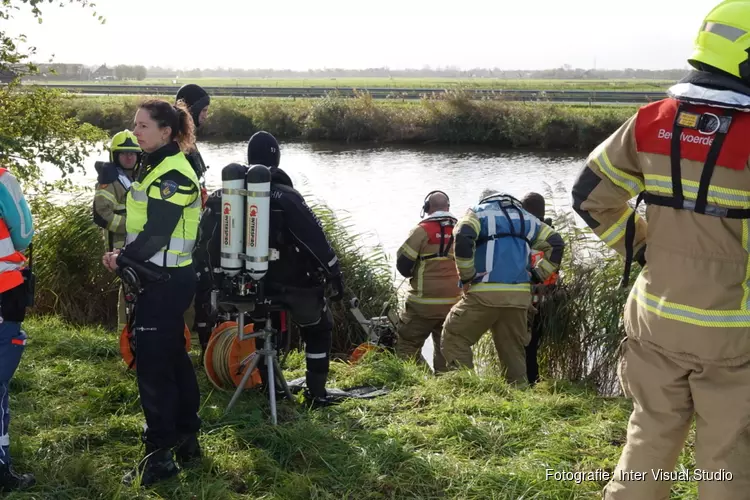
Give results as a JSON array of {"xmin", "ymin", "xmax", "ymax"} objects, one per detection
[
  {"xmin": 632, "ymin": 279, "xmax": 750, "ymax": 327},
  {"xmin": 125, "ymin": 152, "xmax": 200, "ymax": 268}
]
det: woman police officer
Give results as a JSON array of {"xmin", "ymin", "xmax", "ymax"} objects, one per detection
[{"xmin": 102, "ymin": 99, "xmax": 203, "ymax": 486}]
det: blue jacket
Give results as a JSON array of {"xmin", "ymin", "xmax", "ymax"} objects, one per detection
[{"xmin": 454, "ymin": 194, "xmax": 564, "ymax": 306}]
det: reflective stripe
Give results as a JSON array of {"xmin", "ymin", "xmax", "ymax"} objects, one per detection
[
  {"xmin": 600, "ymin": 208, "xmax": 633, "ymax": 247},
  {"xmin": 744, "ymin": 219, "xmax": 750, "ymax": 310},
  {"xmin": 633, "ymin": 279, "xmax": 750, "ymax": 327},
  {"xmin": 537, "ymin": 258, "xmax": 557, "ymax": 275},
  {"xmin": 130, "ymin": 189, "xmax": 148, "ymax": 202},
  {"xmin": 704, "ymin": 21, "xmax": 747, "ymax": 42},
  {"xmin": 645, "ymin": 174, "xmax": 750, "ymax": 208},
  {"xmin": 0, "ymin": 261, "xmax": 23, "ymax": 273},
  {"xmin": 483, "ymin": 214, "xmax": 496, "ymax": 283},
  {"xmin": 109, "ymin": 214, "xmax": 123, "ymax": 232},
  {"xmin": 0, "ymin": 237, "xmax": 15, "ymax": 257},
  {"xmin": 400, "ymin": 243, "xmax": 418, "ymax": 260},
  {"xmin": 328, "ymin": 256, "xmax": 338, "ymax": 267},
  {"xmin": 407, "ymin": 296, "xmax": 460, "ymax": 305},
  {"xmin": 147, "ymin": 251, "xmax": 192, "ymax": 267},
  {"xmin": 95, "ymin": 190, "xmax": 118, "ymax": 204},
  {"xmin": 456, "ymin": 257, "xmax": 474, "ymax": 269},
  {"xmin": 306, "ymin": 352, "xmax": 327, "ymax": 359},
  {"xmin": 537, "ymin": 224, "xmax": 552, "ymax": 242},
  {"xmin": 594, "ymin": 149, "xmax": 645, "ymax": 198},
  {"xmin": 471, "ymin": 283, "xmax": 531, "ymax": 293},
  {"xmin": 0, "ymin": 434, "xmax": 8, "ymax": 446}
]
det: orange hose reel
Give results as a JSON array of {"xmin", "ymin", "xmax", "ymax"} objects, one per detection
[{"xmin": 203, "ymin": 321, "xmax": 263, "ymax": 391}]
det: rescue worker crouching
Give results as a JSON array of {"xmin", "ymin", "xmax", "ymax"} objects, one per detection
[
  {"xmin": 394, "ymin": 190, "xmax": 461, "ymax": 373},
  {"xmin": 93, "ymin": 130, "xmax": 141, "ymax": 332},
  {"xmin": 0, "ymin": 168, "xmax": 35, "ymax": 492},
  {"xmin": 521, "ymin": 192, "xmax": 562, "ymax": 386},
  {"xmin": 572, "ymin": 2, "xmax": 750, "ymax": 497},
  {"xmin": 192, "ymin": 131, "xmax": 345, "ymax": 404},
  {"xmin": 441, "ymin": 190, "xmax": 564, "ymax": 386},
  {"xmin": 102, "ymin": 99, "xmax": 203, "ymax": 486}
]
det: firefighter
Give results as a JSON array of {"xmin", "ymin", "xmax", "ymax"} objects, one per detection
[
  {"xmin": 93, "ymin": 130, "xmax": 141, "ymax": 332},
  {"xmin": 571, "ymin": 2, "xmax": 750, "ymax": 498},
  {"xmin": 394, "ymin": 190, "xmax": 461, "ymax": 373},
  {"xmin": 441, "ymin": 190, "xmax": 564, "ymax": 385},
  {"xmin": 521, "ymin": 192, "xmax": 561, "ymax": 386},
  {"xmin": 192, "ymin": 131, "xmax": 344, "ymax": 403},
  {"xmin": 102, "ymin": 99, "xmax": 202, "ymax": 486},
  {"xmin": 0, "ymin": 168, "xmax": 34, "ymax": 492}
]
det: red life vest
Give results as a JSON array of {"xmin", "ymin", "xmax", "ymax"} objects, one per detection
[
  {"xmin": 417, "ymin": 216, "xmax": 455, "ymax": 261},
  {"xmin": 0, "ymin": 168, "xmax": 27, "ymax": 293}
]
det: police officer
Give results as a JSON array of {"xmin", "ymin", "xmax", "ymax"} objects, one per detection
[
  {"xmin": 441, "ymin": 190, "xmax": 564, "ymax": 385},
  {"xmin": 102, "ymin": 99, "xmax": 202, "ymax": 486},
  {"xmin": 572, "ymin": 2, "xmax": 750, "ymax": 497},
  {"xmin": 394, "ymin": 190, "xmax": 460, "ymax": 373},
  {"xmin": 193, "ymin": 131, "xmax": 344, "ymax": 403},
  {"xmin": 0, "ymin": 168, "xmax": 34, "ymax": 492},
  {"xmin": 93, "ymin": 130, "xmax": 141, "ymax": 332}
]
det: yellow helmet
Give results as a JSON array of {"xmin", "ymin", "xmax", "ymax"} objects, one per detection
[
  {"xmin": 688, "ymin": 0, "xmax": 750, "ymax": 81},
  {"xmin": 108, "ymin": 130, "xmax": 141, "ymax": 163}
]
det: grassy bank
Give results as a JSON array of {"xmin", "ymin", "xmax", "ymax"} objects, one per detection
[
  {"xmin": 6, "ymin": 315, "xmax": 702, "ymax": 500},
  {"xmin": 63, "ymin": 93, "xmax": 638, "ymax": 151},
  {"xmin": 30, "ymin": 77, "xmax": 675, "ymax": 91}
]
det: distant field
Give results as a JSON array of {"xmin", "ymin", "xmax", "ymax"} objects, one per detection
[{"xmin": 27, "ymin": 76, "xmax": 676, "ymax": 91}]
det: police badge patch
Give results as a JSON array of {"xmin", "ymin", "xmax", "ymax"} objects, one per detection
[{"xmin": 160, "ymin": 180, "xmax": 178, "ymax": 199}]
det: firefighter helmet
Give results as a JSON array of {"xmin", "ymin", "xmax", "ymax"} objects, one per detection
[
  {"xmin": 688, "ymin": 0, "xmax": 750, "ymax": 82},
  {"xmin": 108, "ymin": 130, "xmax": 141, "ymax": 163}
]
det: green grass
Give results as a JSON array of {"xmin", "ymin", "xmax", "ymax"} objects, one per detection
[
  {"xmin": 63, "ymin": 93, "xmax": 639, "ymax": 150},
  {"xmin": 5, "ymin": 315, "xmax": 704, "ymax": 500},
  {"xmin": 26, "ymin": 77, "xmax": 676, "ymax": 91}
]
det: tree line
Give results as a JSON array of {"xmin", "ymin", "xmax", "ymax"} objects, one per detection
[{"xmin": 14, "ymin": 64, "xmax": 690, "ymax": 82}]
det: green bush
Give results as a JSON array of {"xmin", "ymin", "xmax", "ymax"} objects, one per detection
[{"xmin": 63, "ymin": 94, "xmax": 638, "ymax": 151}]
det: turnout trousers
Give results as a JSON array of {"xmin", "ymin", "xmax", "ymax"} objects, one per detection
[
  {"xmin": 604, "ymin": 337, "xmax": 750, "ymax": 500},
  {"xmin": 132, "ymin": 266, "xmax": 201, "ymax": 450},
  {"xmin": 441, "ymin": 293, "xmax": 530, "ymax": 386},
  {"xmin": 395, "ymin": 302, "xmax": 448, "ymax": 373}
]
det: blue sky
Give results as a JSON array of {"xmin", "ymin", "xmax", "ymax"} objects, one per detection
[{"xmin": 8, "ymin": 0, "xmax": 716, "ymax": 70}]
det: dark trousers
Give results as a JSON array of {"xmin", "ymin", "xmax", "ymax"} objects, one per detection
[
  {"xmin": 257, "ymin": 297, "xmax": 333, "ymax": 397},
  {"xmin": 133, "ymin": 266, "xmax": 200, "ymax": 450},
  {"xmin": 525, "ymin": 308, "xmax": 543, "ymax": 386}
]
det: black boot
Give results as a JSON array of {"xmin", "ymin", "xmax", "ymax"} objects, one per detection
[
  {"xmin": 303, "ymin": 370, "xmax": 330, "ymax": 407},
  {"xmin": 174, "ymin": 433, "xmax": 202, "ymax": 469},
  {"xmin": 123, "ymin": 445, "xmax": 180, "ymax": 487},
  {"xmin": 0, "ymin": 463, "xmax": 35, "ymax": 492}
]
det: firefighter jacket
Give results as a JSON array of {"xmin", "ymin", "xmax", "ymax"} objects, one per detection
[
  {"xmin": 454, "ymin": 194, "xmax": 564, "ymax": 309},
  {"xmin": 93, "ymin": 162, "xmax": 132, "ymax": 251},
  {"xmin": 571, "ymin": 69, "xmax": 750, "ymax": 365},
  {"xmin": 396, "ymin": 211, "xmax": 461, "ymax": 319}
]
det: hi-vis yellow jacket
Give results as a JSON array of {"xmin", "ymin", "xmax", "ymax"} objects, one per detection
[{"xmin": 572, "ymin": 77, "xmax": 750, "ymax": 365}]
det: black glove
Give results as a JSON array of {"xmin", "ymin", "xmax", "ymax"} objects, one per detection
[{"xmin": 329, "ymin": 273, "xmax": 345, "ymax": 302}]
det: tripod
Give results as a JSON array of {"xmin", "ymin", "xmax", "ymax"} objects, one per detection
[{"xmin": 223, "ymin": 301, "xmax": 295, "ymax": 425}]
